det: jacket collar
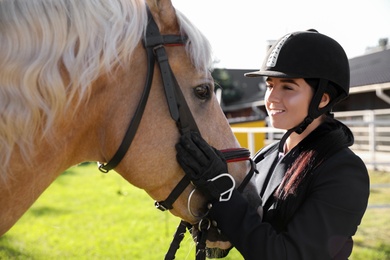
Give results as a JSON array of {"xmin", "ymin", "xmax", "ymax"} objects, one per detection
[
  {"xmin": 256, "ymin": 118, "xmax": 353, "ymax": 206},
  {"xmin": 258, "ymin": 151, "xmax": 290, "ymax": 206}
]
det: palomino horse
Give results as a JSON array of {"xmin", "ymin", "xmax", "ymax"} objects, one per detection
[{"xmin": 0, "ymin": 0, "xmax": 259, "ymax": 257}]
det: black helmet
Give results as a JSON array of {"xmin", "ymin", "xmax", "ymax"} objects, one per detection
[
  {"xmin": 245, "ymin": 29, "xmax": 350, "ymax": 135},
  {"xmin": 245, "ymin": 29, "xmax": 349, "ymax": 99}
]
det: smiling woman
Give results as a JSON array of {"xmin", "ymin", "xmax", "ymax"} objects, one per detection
[{"xmin": 175, "ymin": 29, "xmax": 370, "ymax": 259}]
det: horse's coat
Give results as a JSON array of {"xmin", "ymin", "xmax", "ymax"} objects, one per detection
[{"xmin": 0, "ymin": 0, "xmax": 255, "ymax": 252}]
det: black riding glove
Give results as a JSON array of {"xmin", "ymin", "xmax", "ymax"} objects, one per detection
[{"xmin": 175, "ymin": 132, "xmax": 235, "ymax": 202}]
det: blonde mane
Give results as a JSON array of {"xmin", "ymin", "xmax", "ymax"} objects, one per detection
[{"xmin": 0, "ymin": 0, "xmax": 213, "ymax": 180}]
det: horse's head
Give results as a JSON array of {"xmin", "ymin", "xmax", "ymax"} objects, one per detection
[
  {"xmin": 100, "ymin": 0, "xmax": 261, "ymax": 255},
  {"xmin": 91, "ymin": 0, "xmax": 262, "ymax": 255}
]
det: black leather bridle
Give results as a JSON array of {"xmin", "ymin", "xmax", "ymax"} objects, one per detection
[
  {"xmin": 98, "ymin": 7, "xmax": 196, "ymax": 173},
  {"xmin": 98, "ymin": 5, "xmax": 197, "ymax": 212},
  {"xmin": 97, "ymin": 6, "xmax": 257, "ymax": 260}
]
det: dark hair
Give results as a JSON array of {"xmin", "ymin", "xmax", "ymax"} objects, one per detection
[
  {"xmin": 275, "ymin": 117, "xmax": 353, "ymax": 200},
  {"xmin": 275, "ymin": 150, "xmax": 317, "ymax": 200}
]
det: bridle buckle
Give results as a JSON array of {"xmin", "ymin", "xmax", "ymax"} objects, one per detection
[{"xmin": 154, "ymin": 200, "xmax": 169, "ymax": 211}]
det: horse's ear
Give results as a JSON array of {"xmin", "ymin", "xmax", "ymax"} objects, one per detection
[{"xmin": 146, "ymin": 0, "xmax": 179, "ymax": 32}]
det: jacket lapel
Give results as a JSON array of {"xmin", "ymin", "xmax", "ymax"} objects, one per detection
[
  {"xmin": 255, "ymin": 148, "xmax": 290, "ymax": 207},
  {"xmin": 254, "ymin": 150, "xmax": 277, "ymax": 195},
  {"xmin": 261, "ymin": 159, "xmax": 288, "ymax": 206}
]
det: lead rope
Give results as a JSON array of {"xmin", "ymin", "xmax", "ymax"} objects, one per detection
[
  {"xmin": 195, "ymin": 218, "xmax": 211, "ymax": 260},
  {"xmin": 164, "ymin": 220, "xmax": 192, "ymax": 260},
  {"xmin": 164, "ymin": 219, "xmax": 210, "ymax": 260}
]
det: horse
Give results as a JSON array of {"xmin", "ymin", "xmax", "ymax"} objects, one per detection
[{"xmin": 0, "ymin": 0, "xmax": 260, "ymax": 257}]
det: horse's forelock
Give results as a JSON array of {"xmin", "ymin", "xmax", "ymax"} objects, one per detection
[
  {"xmin": 0, "ymin": 0, "xmax": 147, "ymax": 180},
  {"xmin": 175, "ymin": 9, "xmax": 214, "ymax": 74}
]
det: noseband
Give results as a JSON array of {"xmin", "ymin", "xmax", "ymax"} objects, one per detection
[{"xmin": 97, "ymin": 6, "xmax": 257, "ymax": 260}]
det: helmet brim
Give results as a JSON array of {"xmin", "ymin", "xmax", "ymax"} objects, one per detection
[{"xmin": 244, "ymin": 70, "xmax": 303, "ymax": 78}]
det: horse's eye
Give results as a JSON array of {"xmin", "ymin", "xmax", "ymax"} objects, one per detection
[{"xmin": 194, "ymin": 84, "xmax": 211, "ymax": 100}]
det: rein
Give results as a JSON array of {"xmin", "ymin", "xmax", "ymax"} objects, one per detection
[{"xmin": 97, "ymin": 5, "xmax": 258, "ymax": 260}]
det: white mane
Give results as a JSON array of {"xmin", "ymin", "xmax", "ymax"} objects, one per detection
[{"xmin": 0, "ymin": 0, "xmax": 213, "ymax": 180}]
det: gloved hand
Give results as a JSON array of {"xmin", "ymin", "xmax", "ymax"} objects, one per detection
[{"xmin": 175, "ymin": 131, "xmax": 235, "ymax": 201}]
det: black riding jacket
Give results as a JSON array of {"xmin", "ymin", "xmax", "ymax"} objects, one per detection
[{"xmin": 209, "ymin": 119, "xmax": 370, "ymax": 259}]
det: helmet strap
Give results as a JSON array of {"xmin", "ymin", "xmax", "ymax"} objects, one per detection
[
  {"xmin": 308, "ymin": 78, "xmax": 329, "ymax": 119},
  {"xmin": 295, "ymin": 78, "xmax": 330, "ymax": 134},
  {"xmin": 278, "ymin": 78, "xmax": 328, "ymax": 153}
]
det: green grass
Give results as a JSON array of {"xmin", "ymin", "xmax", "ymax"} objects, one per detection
[
  {"xmin": 351, "ymin": 170, "xmax": 390, "ymax": 260},
  {"xmin": 0, "ymin": 164, "xmax": 389, "ymax": 259},
  {"xmin": 0, "ymin": 164, "xmax": 242, "ymax": 259}
]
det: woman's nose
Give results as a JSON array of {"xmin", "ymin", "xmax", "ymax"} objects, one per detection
[{"xmin": 265, "ymin": 88, "xmax": 280, "ymax": 103}]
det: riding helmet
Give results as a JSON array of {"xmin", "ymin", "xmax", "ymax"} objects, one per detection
[{"xmin": 245, "ymin": 29, "xmax": 349, "ymax": 100}]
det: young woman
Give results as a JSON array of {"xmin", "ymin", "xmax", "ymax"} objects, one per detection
[{"xmin": 175, "ymin": 30, "xmax": 370, "ymax": 259}]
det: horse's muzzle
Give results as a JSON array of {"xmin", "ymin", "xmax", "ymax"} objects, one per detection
[{"xmin": 206, "ymin": 247, "xmax": 232, "ymax": 259}]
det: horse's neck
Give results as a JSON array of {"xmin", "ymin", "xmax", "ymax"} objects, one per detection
[
  {"xmin": 0, "ymin": 143, "xmax": 65, "ymax": 235},
  {"xmin": 0, "ymin": 60, "xmax": 146, "ymax": 236},
  {"xmin": 0, "ymin": 92, "xmax": 103, "ymax": 236}
]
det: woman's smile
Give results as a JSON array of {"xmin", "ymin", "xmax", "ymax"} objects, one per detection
[{"xmin": 268, "ymin": 108, "xmax": 285, "ymax": 116}]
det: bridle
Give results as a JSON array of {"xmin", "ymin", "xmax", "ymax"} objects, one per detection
[
  {"xmin": 97, "ymin": 6, "xmax": 257, "ymax": 260},
  {"xmin": 97, "ymin": 6, "xmax": 196, "ymax": 174}
]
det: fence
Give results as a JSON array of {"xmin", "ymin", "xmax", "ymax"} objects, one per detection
[{"xmin": 231, "ymin": 108, "xmax": 390, "ymax": 171}]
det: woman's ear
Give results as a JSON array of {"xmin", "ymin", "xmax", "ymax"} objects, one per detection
[{"xmin": 319, "ymin": 93, "xmax": 331, "ymax": 109}]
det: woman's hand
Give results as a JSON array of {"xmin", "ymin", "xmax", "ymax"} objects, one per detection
[{"xmin": 175, "ymin": 132, "xmax": 235, "ymax": 201}]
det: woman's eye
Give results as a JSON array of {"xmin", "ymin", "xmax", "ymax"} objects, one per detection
[{"xmin": 194, "ymin": 84, "xmax": 211, "ymax": 100}]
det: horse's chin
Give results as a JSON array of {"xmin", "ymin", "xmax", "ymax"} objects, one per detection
[
  {"xmin": 205, "ymin": 246, "xmax": 232, "ymax": 259},
  {"xmin": 206, "ymin": 240, "xmax": 232, "ymax": 251}
]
